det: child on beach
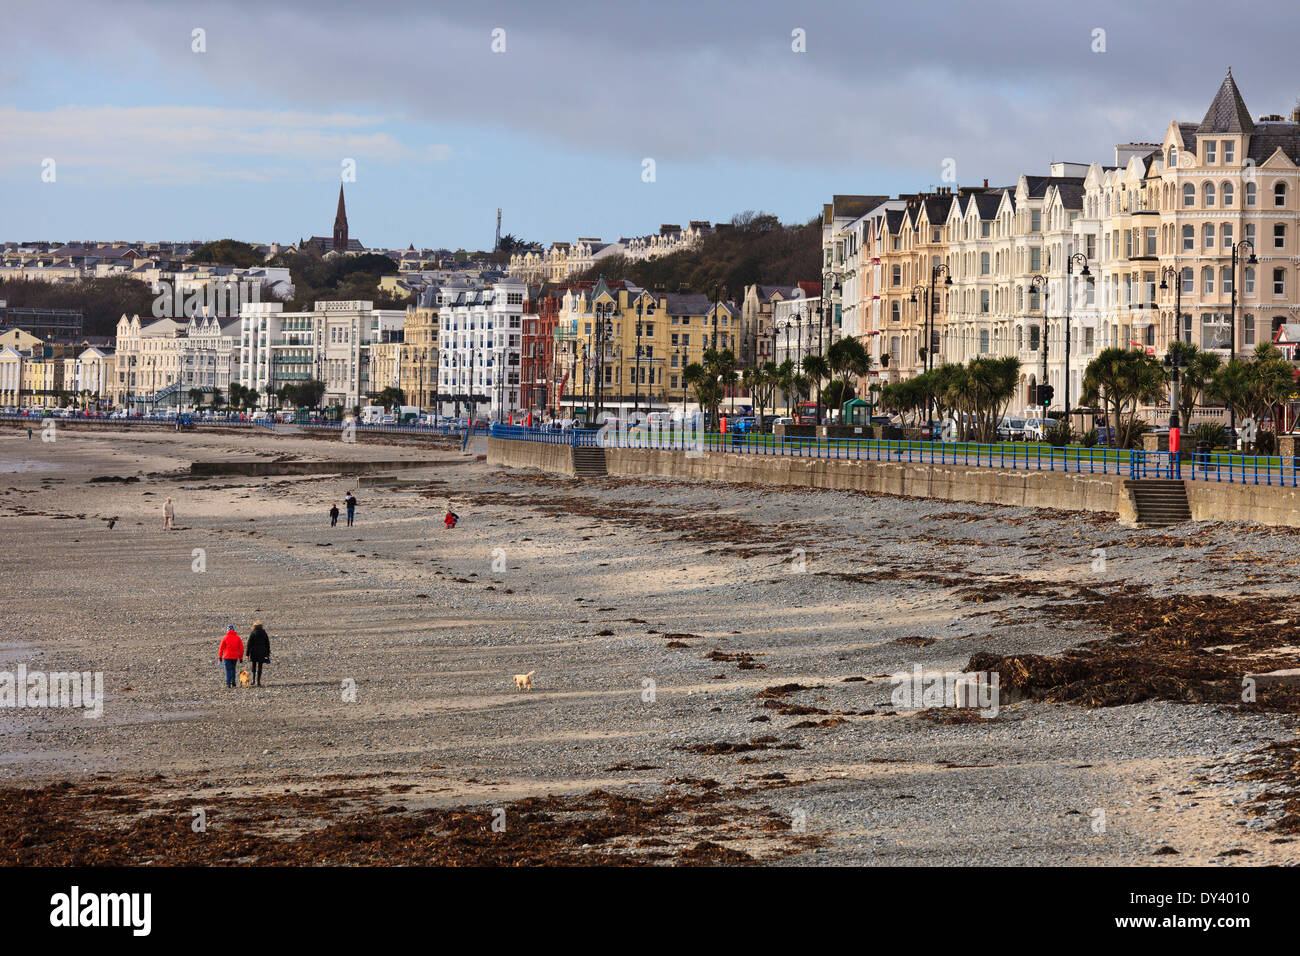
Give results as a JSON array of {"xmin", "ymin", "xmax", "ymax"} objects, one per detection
[
  {"xmin": 330, "ymin": 503, "xmax": 340, "ymax": 527},
  {"xmin": 444, "ymin": 508, "xmax": 458, "ymax": 528},
  {"xmin": 217, "ymin": 626, "xmax": 244, "ymax": 688}
]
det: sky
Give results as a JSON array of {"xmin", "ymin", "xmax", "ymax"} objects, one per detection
[{"xmin": 5, "ymin": 0, "xmax": 1300, "ymax": 251}]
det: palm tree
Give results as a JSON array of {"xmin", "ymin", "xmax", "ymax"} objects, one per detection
[
  {"xmin": 683, "ymin": 361, "xmax": 721, "ymax": 428},
  {"xmin": 822, "ymin": 377, "xmax": 856, "ymax": 411},
  {"xmin": 1081, "ymin": 348, "xmax": 1165, "ymax": 448},
  {"xmin": 1213, "ymin": 342, "xmax": 1296, "ymax": 451},
  {"xmin": 801, "ymin": 354, "xmax": 830, "ymax": 421},
  {"xmin": 1166, "ymin": 341, "xmax": 1221, "ymax": 431}
]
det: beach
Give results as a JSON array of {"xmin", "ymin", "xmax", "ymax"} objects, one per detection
[{"xmin": 1, "ymin": 424, "xmax": 1297, "ymax": 865}]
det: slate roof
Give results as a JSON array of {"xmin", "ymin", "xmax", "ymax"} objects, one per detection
[{"xmin": 1198, "ymin": 69, "xmax": 1255, "ymax": 135}]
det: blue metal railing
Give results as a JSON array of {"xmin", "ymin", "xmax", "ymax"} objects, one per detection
[{"xmin": 489, "ymin": 424, "xmax": 1300, "ymax": 487}]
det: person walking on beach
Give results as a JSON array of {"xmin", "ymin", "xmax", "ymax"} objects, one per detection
[
  {"xmin": 217, "ymin": 626, "xmax": 244, "ymax": 689},
  {"xmin": 163, "ymin": 497, "xmax": 175, "ymax": 531},
  {"xmin": 444, "ymin": 507, "xmax": 458, "ymax": 528},
  {"xmin": 246, "ymin": 621, "xmax": 270, "ymax": 687},
  {"xmin": 329, "ymin": 503, "xmax": 340, "ymax": 527},
  {"xmin": 345, "ymin": 491, "xmax": 356, "ymax": 527}
]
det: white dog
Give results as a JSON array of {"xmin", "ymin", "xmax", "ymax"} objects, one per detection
[{"xmin": 513, "ymin": 670, "xmax": 536, "ymax": 691}]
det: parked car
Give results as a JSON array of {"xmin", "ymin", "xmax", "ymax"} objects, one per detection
[
  {"xmin": 997, "ymin": 417, "xmax": 1028, "ymax": 441},
  {"xmin": 1023, "ymin": 418, "xmax": 1051, "ymax": 441}
]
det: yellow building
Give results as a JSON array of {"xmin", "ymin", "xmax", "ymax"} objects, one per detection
[
  {"xmin": 554, "ymin": 278, "xmax": 725, "ymax": 416},
  {"xmin": 399, "ymin": 293, "xmax": 439, "ymax": 409}
]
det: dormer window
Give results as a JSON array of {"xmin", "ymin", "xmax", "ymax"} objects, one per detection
[
  {"xmin": 1223, "ymin": 141, "xmax": 1235, "ymax": 163},
  {"xmin": 1205, "ymin": 141, "xmax": 1217, "ymax": 163},
  {"xmin": 1168, "ymin": 146, "xmax": 1178, "ymax": 167}
]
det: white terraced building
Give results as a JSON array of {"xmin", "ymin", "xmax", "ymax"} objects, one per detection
[
  {"xmin": 238, "ymin": 300, "xmax": 405, "ymax": 409},
  {"xmin": 435, "ymin": 278, "xmax": 526, "ymax": 421}
]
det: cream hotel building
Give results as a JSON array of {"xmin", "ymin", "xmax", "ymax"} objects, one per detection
[{"xmin": 826, "ymin": 69, "xmax": 1300, "ymax": 418}]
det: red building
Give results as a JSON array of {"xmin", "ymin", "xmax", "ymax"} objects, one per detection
[{"xmin": 521, "ymin": 282, "xmax": 594, "ymax": 417}]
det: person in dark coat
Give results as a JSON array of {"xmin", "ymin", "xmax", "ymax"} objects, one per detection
[
  {"xmin": 345, "ymin": 491, "xmax": 357, "ymax": 527},
  {"xmin": 329, "ymin": 503, "xmax": 340, "ymax": 527},
  {"xmin": 246, "ymin": 621, "xmax": 270, "ymax": 687}
]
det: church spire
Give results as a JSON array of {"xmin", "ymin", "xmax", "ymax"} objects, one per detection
[{"xmin": 333, "ymin": 185, "xmax": 349, "ymax": 252}]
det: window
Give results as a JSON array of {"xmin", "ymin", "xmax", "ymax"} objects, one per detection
[
  {"xmin": 1247, "ymin": 182, "xmax": 1257, "ymax": 206},
  {"xmin": 1246, "ymin": 223, "xmax": 1256, "ymax": 245},
  {"xmin": 1276, "ymin": 182, "xmax": 1288, "ymax": 207},
  {"xmin": 1221, "ymin": 266, "xmax": 1233, "ymax": 295},
  {"xmin": 1181, "ymin": 313, "xmax": 1193, "ymax": 343},
  {"xmin": 981, "ymin": 252, "xmax": 990, "ymax": 274},
  {"xmin": 890, "ymin": 301, "xmax": 900, "ymax": 323},
  {"xmin": 981, "ymin": 222, "xmax": 991, "ymax": 237},
  {"xmin": 891, "ymin": 265, "xmax": 901, "ymax": 286},
  {"xmin": 1244, "ymin": 314, "xmax": 1255, "ymax": 346},
  {"xmin": 980, "ymin": 290, "xmax": 990, "ymax": 313},
  {"xmin": 1223, "ymin": 141, "xmax": 1235, "ymax": 163},
  {"xmin": 1030, "ymin": 247, "xmax": 1041, "ymax": 271},
  {"xmin": 1145, "ymin": 228, "xmax": 1157, "ymax": 255},
  {"xmin": 1276, "ymin": 223, "xmax": 1287, "ymax": 249},
  {"xmin": 1222, "ymin": 223, "xmax": 1233, "ymax": 248},
  {"xmin": 1245, "ymin": 266, "xmax": 1256, "ymax": 294},
  {"xmin": 1182, "ymin": 225, "xmax": 1194, "ymax": 250},
  {"xmin": 1181, "ymin": 267, "xmax": 1194, "ymax": 294},
  {"xmin": 1203, "ymin": 267, "xmax": 1215, "ymax": 294},
  {"xmin": 1205, "ymin": 141, "xmax": 1217, "ymax": 163},
  {"xmin": 1204, "ymin": 182, "xmax": 1216, "ymax": 207},
  {"xmin": 1168, "ymin": 146, "xmax": 1178, "ymax": 167},
  {"xmin": 1030, "ymin": 210, "xmax": 1041, "ymax": 232},
  {"xmin": 1274, "ymin": 268, "xmax": 1286, "ymax": 295},
  {"xmin": 979, "ymin": 329, "xmax": 990, "ymax": 353},
  {"xmin": 1183, "ymin": 183, "xmax": 1195, "ymax": 207},
  {"xmin": 1202, "ymin": 313, "xmax": 1229, "ymax": 349},
  {"xmin": 1029, "ymin": 325, "xmax": 1040, "ymax": 350},
  {"xmin": 1223, "ymin": 182, "xmax": 1235, "ymax": 206},
  {"xmin": 1203, "ymin": 223, "xmax": 1215, "ymax": 249}
]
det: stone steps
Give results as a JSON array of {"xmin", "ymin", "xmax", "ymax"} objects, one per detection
[
  {"xmin": 1123, "ymin": 478, "xmax": 1191, "ymax": 527},
  {"xmin": 572, "ymin": 446, "xmax": 608, "ymax": 477}
]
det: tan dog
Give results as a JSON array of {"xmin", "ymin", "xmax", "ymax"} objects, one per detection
[{"xmin": 513, "ymin": 670, "xmax": 536, "ymax": 691}]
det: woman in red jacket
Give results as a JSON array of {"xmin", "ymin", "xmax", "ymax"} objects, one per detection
[{"xmin": 218, "ymin": 627, "xmax": 244, "ymax": 688}]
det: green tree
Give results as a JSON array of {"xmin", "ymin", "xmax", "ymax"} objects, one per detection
[
  {"xmin": 189, "ymin": 239, "xmax": 266, "ymax": 268},
  {"xmin": 800, "ymin": 353, "xmax": 830, "ymax": 421},
  {"xmin": 376, "ymin": 386, "xmax": 406, "ymax": 410},
  {"xmin": 187, "ymin": 388, "xmax": 204, "ymax": 408},
  {"xmin": 1166, "ymin": 341, "xmax": 1222, "ymax": 431},
  {"xmin": 1081, "ymin": 348, "xmax": 1165, "ymax": 448}
]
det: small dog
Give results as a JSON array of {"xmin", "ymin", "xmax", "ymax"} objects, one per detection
[
  {"xmin": 238, "ymin": 669, "xmax": 253, "ymax": 688},
  {"xmin": 512, "ymin": 670, "xmax": 536, "ymax": 691}
]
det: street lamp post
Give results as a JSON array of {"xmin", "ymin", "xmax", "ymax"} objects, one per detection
[
  {"xmin": 1163, "ymin": 348, "xmax": 1188, "ymax": 474},
  {"xmin": 1228, "ymin": 239, "xmax": 1258, "ymax": 438},
  {"xmin": 913, "ymin": 265, "xmax": 952, "ymax": 427},
  {"xmin": 1064, "ymin": 252, "xmax": 1091, "ymax": 427},
  {"xmin": 1029, "ymin": 274, "xmax": 1049, "ymax": 412},
  {"xmin": 634, "ymin": 311, "xmax": 643, "ymax": 417}
]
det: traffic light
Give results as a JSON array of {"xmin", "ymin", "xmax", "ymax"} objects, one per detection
[{"xmin": 1038, "ymin": 384, "xmax": 1055, "ymax": 407}]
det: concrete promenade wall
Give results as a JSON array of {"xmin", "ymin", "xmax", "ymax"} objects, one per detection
[
  {"xmin": 489, "ymin": 437, "xmax": 1134, "ymax": 520},
  {"xmin": 1186, "ymin": 480, "xmax": 1300, "ymax": 528},
  {"xmin": 487, "ymin": 437, "xmax": 575, "ymax": 476}
]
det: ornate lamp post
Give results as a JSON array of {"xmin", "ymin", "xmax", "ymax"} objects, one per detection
[
  {"xmin": 1029, "ymin": 274, "xmax": 1049, "ymax": 411},
  {"xmin": 1228, "ymin": 238, "xmax": 1257, "ymax": 436},
  {"xmin": 1064, "ymin": 252, "xmax": 1091, "ymax": 426}
]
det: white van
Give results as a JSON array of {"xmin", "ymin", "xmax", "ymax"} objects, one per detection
[{"xmin": 360, "ymin": 405, "xmax": 385, "ymax": 425}]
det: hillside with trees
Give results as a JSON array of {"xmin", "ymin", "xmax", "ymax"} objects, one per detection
[
  {"xmin": 573, "ymin": 211, "xmax": 820, "ymax": 294},
  {"xmin": 188, "ymin": 239, "xmax": 267, "ymax": 268},
  {"xmin": 0, "ymin": 275, "xmax": 155, "ymax": 337},
  {"xmin": 266, "ymin": 250, "xmax": 410, "ymax": 310}
]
